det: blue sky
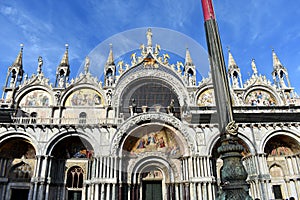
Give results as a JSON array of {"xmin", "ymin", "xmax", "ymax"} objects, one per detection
[{"xmin": 0, "ymin": 0, "xmax": 300, "ymax": 94}]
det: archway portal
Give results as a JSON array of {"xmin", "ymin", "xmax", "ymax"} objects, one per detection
[
  {"xmin": 121, "ymin": 124, "xmax": 182, "ymax": 199},
  {"xmin": 264, "ymin": 134, "xmax": 300, "ymax": 156},
  {"xmin": 0, "ymin": 138, "xmax": 36, "ymax": 181},
  {"xmin": 130, "ymin": 158, "xmax": 174, "ymax": 200},
  {"xmin": 0, "ymin": 138, "xmax": 36, "ymax": 198},
  {"xmin": 51, "ymin": 136, "xmax": 94, "ymax": 159},
  {"xmin": 141, "ymin": 166, "xmax": 163, "ymax": 200}
]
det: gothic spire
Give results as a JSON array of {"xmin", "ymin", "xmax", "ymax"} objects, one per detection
[
  {"xmin": 272, "ymin": 49, "xmax": 283, "ymax": 69},
  {"xmin": 59, "ymin": 44, "xmax": 69, "ymax": 66},
  {"xmin": 271, "ymin": 49, "xmax": 290, "ymax": 88},
  {"xmin": 12, "ymin": 44, "xmax": 24, "ymax": 68},
  {"xmin": 185, "ymin": 48, "xmax": 194, "ymax": 66},
  {"xmin": 228, "ymin": 49, "xmax": 237, "ymax": 68},
  {"xmin": 106, "ymin": 44, "xmax": 114, "ymax": 65},
  {"xmin": 227, "ymin": 49, "xmax": 242, "ymax": 88},
  {"xmin": 55, "ymin": 44, "xmax": 70, "ymax": 88}
]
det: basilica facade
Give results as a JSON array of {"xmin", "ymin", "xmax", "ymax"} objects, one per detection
[{"xmin": 0, "ymin": 29, "xmax": 300, "ymax": 200}]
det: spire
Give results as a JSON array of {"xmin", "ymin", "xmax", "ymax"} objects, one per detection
[
  {"xmin": 60, "ymin": 44, "xmax": 69, "ymax": 66},
  {"xmin": 106, "ymin": 44, "xmax": 114, "ymax": 65},
  {"xmin": 271, "ymin": 49, "xmax": 290, "ymax": 88},
  {"xmin": 185, "ymin": 48, "xmax": 194, "ymax": 66},
  {"xmin": 201, "ymin": 1, "xmax": 252, "ymax": 199},
  {"xmin": 227, "ymin": 49, "xmax": 242, "ymax": 88},
  {"xmin": 272, "ymin": 49, "xmax": 283, "ymax": 69},
  {"xmin": 12, "ymin": 44, "xmax": 24, "ymax": 67},
  {"xmin": 228, "ymin": 49, "xmax": 237, "ymax": 67},
  {"xmin": 55, "ymin": 44, "xmax": 70, "ymax": 88}
]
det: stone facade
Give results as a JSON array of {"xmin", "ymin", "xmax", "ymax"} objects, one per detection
[{"xmin": 0, "ymin": 29, "xmax": 299, "ymax": 200}]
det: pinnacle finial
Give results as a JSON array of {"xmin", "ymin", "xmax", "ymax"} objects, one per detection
[
  {"xmin": 12, "ymin": 44, "xmax": 24, "ymax": 67},
  {"xmin": 185, "ymin": 48, "xmax": 194, "ymax": 66},
  {"xmin": 106, "ymin": 44, "xmax": 114, "ymax": 65},
  {"xmin": 60, "ymin": 44, "xmax": 69, "ymax": 66},
  {"xmin": 272, "ymin": 49, "xmax": 283, "ymax": 68},
  {"xmin": 228, "ymin": 49, "xmax": 237, "ymax": 67}
]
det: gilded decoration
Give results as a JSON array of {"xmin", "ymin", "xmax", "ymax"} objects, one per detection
[
  {"xmin": 245, "ymin": 90, "xmax": 277, "ymax": 106},
  {"xmin": 20, "ymin": 90, "xmax": 51, "ymax": 107},
  {"xmin": 124, "ymin": 127, "xmax": 181, "ymax": 157},
  {"xmin": 65, "ymin": 88, "xmax": 103, "ymax": 106},
  {"xmin": 197, "ymin": 88, "xmax": 215, "ymax": 106}
]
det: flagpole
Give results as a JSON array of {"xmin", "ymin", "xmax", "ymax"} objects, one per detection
[{"xmin": 201, "ymin": 0, "xmax": 253, "ymax": 199}]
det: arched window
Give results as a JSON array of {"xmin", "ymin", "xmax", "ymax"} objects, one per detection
[
  {"xmin": 9, "ymin": 162, "xmax": 32, "ymax": 182},
  {"xmin": 121, "ymin": 79, "xmax": 180, "ymax": 118},
  {"xmin": 79, "ymin": 112, "xmax": 87, "ymax": 124},
  {"xmin": 66, "ymin": 166, "xmax": 84, "ymax": 188}
]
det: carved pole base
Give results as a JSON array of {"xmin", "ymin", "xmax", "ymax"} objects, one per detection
[{"xmin": 217, "ymin": 135, "xmax": 252, "ymax": 200}]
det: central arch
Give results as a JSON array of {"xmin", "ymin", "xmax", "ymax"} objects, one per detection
[{"xmin": 110, "ymin": 112, "xmax": 196, "ymax": 155}]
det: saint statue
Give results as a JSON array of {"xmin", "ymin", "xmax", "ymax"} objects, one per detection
[
  {"xmin": 84, "ymin": 56, "xmax": 90, "ymax": 74},
  {"xmin": 146, "ymin": 28, "xmax": 152, "ymax": 47},
  {"xmin": 37, "ymin": 56, "xmax": 43, "ymax": 74},
  {"xmin": 251, "ymin": 59, "xmax": 258, "ymax": 75}
]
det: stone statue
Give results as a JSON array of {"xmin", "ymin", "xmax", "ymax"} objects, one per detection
[
  {"xmin": 176, "ymin": 61, "xmax": 183, "ymax": 73},
  {"xmin": 163, "ymin": 53, "xmax": 170, "ymax": 64},
  {"xmin": 146, "ymin": 28, "xmax": 152, "ymax": 47},
  {"xmin": 37, "ymin": 56, "xmax": 43, "ymax": 74},
  {"xmin": 106, "ymin": 90, "xmax": 112, "ymax": 106},
  {"xmin": 251, "ymin": 59, "xmax": 258, "ymax": 75},
  {"xmin": 84, "ymin": 56, "xmax": 90, "ymax": 74},
  {"xmin": 117, "ymin": 61, "xmax": 124, "ymax": 74},
  {"xmin": 129, "ymin": 98, "xmax": 137, "ymax": 116},
  {"xmin": 131, "ymin": 53, "xmax": 137, "ymax": 65},
  {"xmin": 154, "ymin": 44, "xmax": 161, "ymax": 54},
  {"xmin": 167, "ymin": 99, "xmax": 175, "ymax": 114},
  {"xmin": 58, "ymin": 76, "xmax": 65, "ymax": 87}
]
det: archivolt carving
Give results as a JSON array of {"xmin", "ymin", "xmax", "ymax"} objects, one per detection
[
  {"xmin": 110, "ymin": 113, "xmax": 195, "ymax": 155},
  {"xmin": 127, "ymin": 152, "xmax": 179, "ymax": 183}
]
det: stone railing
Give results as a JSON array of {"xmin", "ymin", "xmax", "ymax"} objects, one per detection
[
  {"xmin": 233, "ymin": 105, "xmax": 300, "ymax": 113},
  {"xmin": 11, "ymin": 117, "xmax": 123, "ymax": 126}
]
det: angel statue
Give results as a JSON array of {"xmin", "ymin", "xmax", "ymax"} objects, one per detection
[
  {"xmin": 163, "ymin": 53, "xmax": 170, "ymax": 64},
  {"xmin": 131, "ymin": 53, "xmax": 137, "ymax": 65}
]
